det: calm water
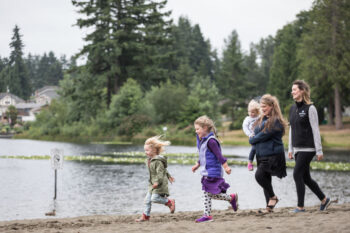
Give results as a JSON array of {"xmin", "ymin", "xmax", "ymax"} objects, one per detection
[{"xmin": 0, "ymin": 139, "xmax": 349, "ymax": 221}]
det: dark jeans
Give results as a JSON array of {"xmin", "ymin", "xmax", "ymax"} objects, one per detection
[
  {"xmin": 293, "ymin": 151, "xmax": 325, "ymax": 207},
  {"xmin": 255, "ymin": 166, "xmax": 275, "ymax": 205}
]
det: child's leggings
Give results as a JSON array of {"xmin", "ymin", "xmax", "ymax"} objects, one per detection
[
  {"xmin": 143, "ymin": 191, "xmax": 168, "ymax": 216},
  {"xmin": 203, "ymin": 191, "xmax": 231, "ymax": 216}
]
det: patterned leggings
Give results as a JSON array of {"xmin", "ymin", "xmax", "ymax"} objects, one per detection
[{"xmin": 203, "ymin": 191, "xmax": 231, "ymax": 216}]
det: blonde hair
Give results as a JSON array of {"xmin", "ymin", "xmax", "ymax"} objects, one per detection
[
  {"xmin": 144, "ymin": 135, "xmax": 170, "ymax": 155},
  {"xmin": 194, "ymin": 115, "xmax": 219, "ymax": 138},
  {"xmin": 248, "ymin": 99, "xmax": 260, "ymax": 113},
  {"xmin": 293, "ymin": 80, "xmax": 312, "ymax": 104},
  {"xmin": 256, "ymin": 94, "xmax": 288, "ymax": 135}
]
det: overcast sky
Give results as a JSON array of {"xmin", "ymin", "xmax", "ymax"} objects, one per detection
[{"xmin": 0, "ymin": 0, "xmax": 314, "ymax": 59}]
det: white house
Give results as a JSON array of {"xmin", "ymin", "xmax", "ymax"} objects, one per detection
[
  {"xmin": 0, "ymin": 86, "xmax": 59, "ymax": 123},
  {"xmin": 15, "ymin": 102, "xmax": 45, "ymax": 122},
  {"xmin": 35, "ymin": 86, "xmax": 59, "ymax": 105},
  {"xmin": 0, "ymin": 93, "xmax": 25, "ymax": 122}
]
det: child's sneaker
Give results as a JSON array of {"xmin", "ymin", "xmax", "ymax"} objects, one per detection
[
  {"xmin": 195, "ymin": 215, "xmax": 213, "ymax": 223},
  {"xmin": 247, "ymin": 162, "xmax": 253, "ymax": 171},
  {"xmin": 135, "ymin": 213, "xmax": 150, "ymax": 222},
  {"xmin": 166, "ymin": 199, "xmax": 175, "ymax": 213},
  {"xmin": 230, "ymin": 193, "xmax": 238, "ymax": 212}
]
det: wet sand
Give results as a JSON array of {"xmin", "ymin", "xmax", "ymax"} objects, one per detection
[{"xmin": 0, "ymin": 203, "xmax": 349, "ymax": 233}]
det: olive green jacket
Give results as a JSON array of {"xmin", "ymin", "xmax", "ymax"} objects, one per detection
[{"xmin": 147, "ymin": 155, "xmax": 171, "ymax": 196}]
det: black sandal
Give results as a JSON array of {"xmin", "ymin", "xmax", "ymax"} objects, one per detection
[{"xmin": 266, "ymin": 197, "xmax": 279, "ymax": 212}]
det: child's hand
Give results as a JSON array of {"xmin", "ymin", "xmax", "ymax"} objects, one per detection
[
  {"xmin": 192, "ymin": 163, "xmax": 200, "ymax": 173},
  {"xmin": 222, "ymin": 162, "xmax": 231, "ymax": 174},
  {"xmin": 152, "ymin": 183, "xmax": 158, "ymax": 188},
  {"xmin": 169, "ymin": 176, "xmax": 175, "ymax": 184},
  {"xmin": 247, "ymin": 162, "xmax": 254, "ymax": 171},
  {"xmin": 288, "ymin": 152, "xmax": 294, "ymax": 160}
]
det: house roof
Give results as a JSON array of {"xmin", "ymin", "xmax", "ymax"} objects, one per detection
[
  {"xmin": 35, "ymin": 86, "xmax": 59, "ymax": 99},
  {"xmin": 15, "ymin": 102, "xmax": 45, "ymax": 109},
  {"xmin": 0, "ymin": 93, "xmax": 25, "ymax": 103}
]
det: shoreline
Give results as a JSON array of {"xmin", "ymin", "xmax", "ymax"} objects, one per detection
[{"xmin": 1, "ymin": 203, "xmax": 349, "ymax": 233}]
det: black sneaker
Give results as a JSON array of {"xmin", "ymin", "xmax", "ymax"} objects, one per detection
[{"xmin": 320, "ymin": 197, "xmax": 331, "ymax": 211}]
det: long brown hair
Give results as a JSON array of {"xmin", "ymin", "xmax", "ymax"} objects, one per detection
[
  {"xmin": 256, "ymin": 94, "xmax": 288, "ymax": 135},
  {"xmin": 293, "ymin": 80, "xmax": 312, "ymax": 104}
]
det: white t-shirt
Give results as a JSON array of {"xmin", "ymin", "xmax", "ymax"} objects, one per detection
[{"xmin": 242, "ymin": 116, "xmax": 259, "ymax": 137}]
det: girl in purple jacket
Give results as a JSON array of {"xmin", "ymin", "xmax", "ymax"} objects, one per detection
[{"xmin": 192, "ymin": 115, "xmax": 238, "ymax": 223}]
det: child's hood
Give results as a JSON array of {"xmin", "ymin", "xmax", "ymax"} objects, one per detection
[{"xmin": 151, "ymin": 155, "xmax": 168, "ymax": 168}]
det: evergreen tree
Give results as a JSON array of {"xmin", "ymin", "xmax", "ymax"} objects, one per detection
[
  {"xmin": 242, "ymin": 46, "xmax": 263, "ymax": 99},
  {"xmin": 25, "ymin": 54, "xmax": 39, "ymax": 91},
  {"xmin": 59, "ymin": 55, "xmax": 69, "ymax": 70},
  {"xmin": 179, "ymin": 75, "xmax": 220, "ymax": 127},
  {"xmin": 254, "ymin": 36, "xmax": 275, "ymax": 94},
  {"xmin": 7, "ymin": 25, "xmax": 31, "ymax": 99},
  {"xmin": 72, "ymin": 0, "xmax": 172, "ymax": 107},
  {"xmin": 173, "ymin": 61, "xmax": 195, "ymax": 88},
  {"xmin": 268, "ymin": 22, "xmax": 302, "ymax": 111},
  {"xmin": 217, "ymin": 30, "xmax": 246, "ymax": 125},
  {"xmin": 298, "ymin": 0, "xmax": 350, "ymax": 129},
  {"xmin": 0, "ymin": 57, "xmax": 8, "ymax": 92},
  {"xmin": 59, "ymin": 68, "xmax": 106, "ymax": 123},
  {"xmin": 170, "ymin": 17, "xmax": 214, "ymax": 83},
  {"xmin": 32, "ymin": 52, "xmax": 64, "ymax": 90},
  {"xmin": 46, "ymin": 52, "xmax": 63, "ymax": 85}
]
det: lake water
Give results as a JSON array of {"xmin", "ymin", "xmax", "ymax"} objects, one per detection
[{"xmin": 0, "ymin": 139, "xmax": 349, "ymax": 221}]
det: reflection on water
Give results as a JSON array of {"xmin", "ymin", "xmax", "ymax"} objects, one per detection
[{"xmin": 0, "ymin": 158, "xmax": 349, "ymax": 221}]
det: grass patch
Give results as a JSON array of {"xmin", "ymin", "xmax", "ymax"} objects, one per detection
[{"xmin": 218, "ymin": 122, "xmax": 350, "ymax": 149}]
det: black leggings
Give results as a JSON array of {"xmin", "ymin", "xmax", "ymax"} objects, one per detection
[
  {"xmin": 255, "ymin": 167, "xmax": 275, "ymax": 205},
  {"xmin": 293, "ymin": 151, "xmax": 325, "ymax": 207}
]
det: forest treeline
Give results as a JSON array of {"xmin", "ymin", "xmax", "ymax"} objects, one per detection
[{"xmin": 0, "ymin": 0, "xmax": 349, "ymax": 142}]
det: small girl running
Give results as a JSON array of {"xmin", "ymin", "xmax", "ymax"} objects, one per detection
[
  {"xmin": 242, "ymin": 99, "xmax": 260, "ymax": 171},
  {"xmin": 192, "ymin": 115, "xmax": 238, "ymax": 223},
  {"xmin": 135, "ymin": 136, "xmax": 175, "ymax": 222}
]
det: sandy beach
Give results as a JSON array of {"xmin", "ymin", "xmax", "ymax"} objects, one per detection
[{"xmin": 0, "ymin": 202, "xmax": 349, "ymax": 233}]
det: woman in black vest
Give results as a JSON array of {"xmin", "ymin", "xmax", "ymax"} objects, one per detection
[
  {"xmin": 288, "ymin": 80, "xmax": 331, "ymax": 213},
  {"xmin": 249, "ymin": 94, "xmax": 287, "ymax": 212}
]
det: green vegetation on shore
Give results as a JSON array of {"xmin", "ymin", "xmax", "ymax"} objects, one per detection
[
  {"xmin": 2, "ymin": 153, "xmax": 350, "ymax": 172},
  {"xmin": 15, "ymin": 120, "xmax": 350, "ymax": 151}
]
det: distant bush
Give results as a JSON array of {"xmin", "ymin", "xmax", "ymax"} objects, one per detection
[
  {"xmin": 179, "ymin": 75, "xmax": 220, "ymax": 127},
  {"xmin": 117, "ymin": 114, "xmax": 151, "ymax": 138},
  {"xmin": 107, "ymin": 78, "xmax": 143, "ymax": 127},
  {"xmin": 145, "ymin": 81, "xmax": 187, "ymax": 124}
]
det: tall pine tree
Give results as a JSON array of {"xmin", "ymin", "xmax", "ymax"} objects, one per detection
[
  {"xmin": 0, "ymin": 57, "xmax": 8, "ymax": 92},
  {"xmin": 7, "ymin": 25, "xmax": 31, "ymax": 99},
  {"xmin": 254, "ymin": 36, "xmax": 275, "ymax": 94},
  {"xmin": 268, "ymin": 20, "xmax": 304, "ymax": 112},
  {"xmin": 217, "ymin": 30, "xmax": 246, "ymax": 125},
  {"xmin": 298, "ymin": 0, "xmax": 350, "ymax": 129},
  {"xmin": 72, "ymin": 0, "xmax": 172, "ymax": 107}
]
